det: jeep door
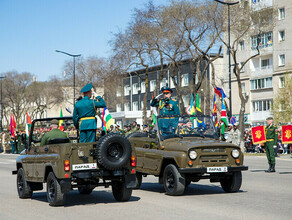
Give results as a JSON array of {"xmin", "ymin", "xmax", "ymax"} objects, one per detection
[{"xmin": 21, "ymin": 146, "xmax": 37, "ymax": 181}]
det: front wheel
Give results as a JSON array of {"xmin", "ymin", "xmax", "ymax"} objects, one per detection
[
  {"xmin": 163, "ymin": 164, "xmax": 185, "ymax": 196},
  {"xmin": 46, "ymin": 172, "xmax": 66, "ymax": 206},
  {"xmin": 17, "ymin": 168, "xmax": 32, "ymax": 199},
  {"xmin": 220, "ymin": 171, "xmax": 242, "ymax": 193},
  {"xmin": 112, "ymin": 181, "xmax": 132, "ymax": 201}
]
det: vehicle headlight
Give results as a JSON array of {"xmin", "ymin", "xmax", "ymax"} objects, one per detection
[
  {"xmin": 231, "ymin": 149, "xmax": 240, "ymax": 158},
  {"xmin": 189, "ymin": 150, "xmax": 197, "ymax": 160}
]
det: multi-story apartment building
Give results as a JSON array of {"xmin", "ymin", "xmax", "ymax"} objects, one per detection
[
  {"xmin": 223, "ymin": 0, "xmax": 292, "ymax": 126},
  {"xmin": 105, "ymin": 57, "xmax": 223, "ymax": 127}
]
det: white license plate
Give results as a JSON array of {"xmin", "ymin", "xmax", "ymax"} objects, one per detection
[
  {"xmin": 207, "ymin": 167, "xmax": 228, "ymax": 173},
  {"xmin": 72, "ymin": 163, "xmax": 97, "ymax": 171}
]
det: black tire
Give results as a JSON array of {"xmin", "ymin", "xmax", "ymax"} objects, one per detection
[
  {"xmin": 134, "ymin": 172, "xmax": 143, "ymax": 189},
  {"xmin": 46, "ymin": 172, "xmax": 65, "ymax": 206},
  {"xmin": 127, "ymin": 132, "xmax": 148, "ymax": 138},
  {"xmin": 185, "ymin": 180, "xmax": 191, "ymax": 188},
  {"xmin": 17, "ymin": 168, "xmax": 32, "ymax": 199},
  {"xmin": 112, "ymin": 181, "xmax": 132, "ymax": 202},
  {"xmin": 163, "ymin": 164, "xmax": 185, "ymax": 196},
  {"xmin": 97, "ymin": 133, "xmax": 132, "ymax": 170},
  {"xmin": 220, "ymin": 171, "xmax": 242, "ymax": 193},
  {"xmin": 78, "ymin": 186, "xmax": 94, "ymax": 194}
]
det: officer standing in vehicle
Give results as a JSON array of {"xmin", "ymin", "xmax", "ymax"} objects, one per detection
[
  {"xmin": 40, "ymin": 119, "xmax": 70, "ymax": 146},
  {"xmin": 150, "ymin": 86, "xmax": 180, "ymax": 135},
  {"xmin": 264, "ymin": 117, "xmax": 278, "ymax": 173},
  {"xmin": 73, "ymin": 84, "xmax": 106, "ymax": 143}
]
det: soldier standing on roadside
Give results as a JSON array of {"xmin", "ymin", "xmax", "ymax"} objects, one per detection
[
  {"xmin": 73, "ymin": 84, "xmax": 106, "ymax": 143},
  {"xmin": 264, "ymin": 117, "xmax": 278, "ymax": 173}
]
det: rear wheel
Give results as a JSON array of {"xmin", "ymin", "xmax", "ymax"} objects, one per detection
[
  {"xmin": 220, "ymin": 171, "xmax": 242, "ymax": 193},
  {"xmin": 17, "ymin": 168, "xmax": 32, "ymax": 199},
  {"xmin": 163, "ymin": 164, "xmax": 185, "ymax": 196},
  {"xmin": 112, "ymin": 181, "xmax": 132, "ymax": 201},
  {"xmin": 46, "ymin": 172, "xmax": 65, "ymax": 206}
]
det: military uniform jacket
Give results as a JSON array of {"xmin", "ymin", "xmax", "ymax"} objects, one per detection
[
  {"xmin": 150, "ymin": 98, "xmax": 180, "ymax": 116},
  {"xmin": 40, "ymin": 129, "xmax": 70, "ymax": 146},
  {"xmin": 265, "ymin": 124, "xmax": 278, "ymax": 146},
  {"xmin": 73, "ymin": 96, "xmax": 106, "ymax": 131}
]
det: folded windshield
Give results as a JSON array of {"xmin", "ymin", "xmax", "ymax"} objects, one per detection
[{"xmin": 156, "ymin": 115, "xmax": 217, "ymax": 140}]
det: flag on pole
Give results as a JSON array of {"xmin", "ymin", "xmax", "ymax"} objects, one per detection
[
  {"xmin": 190, "ymin": 93, "xmax": 195, "ymax": 115},
  {"xmin": 214, "ymin": 87, "xmax": 226, "ymax": 98},
  {"xmin": 221, "ymin": 100, "xmax": 228, "ymax": 134},
  {"xmin": 25, "ymin": 112, "xmax": 32, "ymax": 137},
  {"xmin": 59, "ymin": 109, "xmax": 64, "ymax": 131},
  {"xmin": 9, "ymin": 114, "xmax": 16, "ymax": 138},
  {"xmin": 195, "ymin": 93, "xmax": 206, "ymax": 129},
  {"xmin": 102, "ymin": 107, "xmax": 114, "ymax": 131},
  {"xmin": 212, "ymin": 94, "xmax": 218, "ymax": 127}
]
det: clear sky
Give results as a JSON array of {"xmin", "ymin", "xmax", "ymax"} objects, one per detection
[{"xmin": 0, "ymin": 0, "xmax": 168, "ymax": 81}]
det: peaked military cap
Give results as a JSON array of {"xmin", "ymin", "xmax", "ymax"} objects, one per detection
[
  {"xmin": 51, "ymin": 119, "xmax": 59, "ymax": 125},
  {"xmin": 80, "ymin": 83, "xmax": 93, "ymax": 93},
  {"xmin": 266, "ymin": 116, "xmax": 273, "ymax": 120},
  {"xmin": 161, "ymin": 86, "xmax": 173, "ymax": 93}
]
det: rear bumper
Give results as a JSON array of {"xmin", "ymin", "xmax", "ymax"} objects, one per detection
[{"xmin": 178, "ymin": 166, "xmax": 248, "ymax": 174}]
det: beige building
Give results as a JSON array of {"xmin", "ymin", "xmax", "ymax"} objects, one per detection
[{"xmin": 222, "ymin": 0, "xmax": 292, "ymax": 126}]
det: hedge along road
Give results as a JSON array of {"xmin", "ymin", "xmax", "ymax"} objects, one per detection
[{"xmin": 1, "ymin": 154, "xmax": 292, "ymax": 220}]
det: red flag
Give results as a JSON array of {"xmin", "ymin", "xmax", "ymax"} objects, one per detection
[
  {"xmin": 12, "ymin": 114, "xmax": 16, "ymax": 138},
  {"xmin": 251, "ymin": 126, "xmax": 266, "ymax": 145},
  {"xmin": 282, "ymin": 125, "xmax": 292, "ymax": 144},
  {"xmin": 26, "ymin": 112, "xmax": 32, "ymax": 124},
  {"xmin": 9, "ymin": 115, "xmax": 12, "ymax": 134}
]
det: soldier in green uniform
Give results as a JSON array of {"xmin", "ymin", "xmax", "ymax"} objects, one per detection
[
  {"xmin": 264, "ymin": 117, "xmax": 278, "ymax": 173},
  {"xmin": 40, "ymin": 119, "xmax": 70, "ymax": 146},
  {"xmin": 150, "ymin": 86, "xmax": 180, "ymax": 135},
  {"xmin": 73, "ymin": 84, "xmax": 106, "ymax": 143}
]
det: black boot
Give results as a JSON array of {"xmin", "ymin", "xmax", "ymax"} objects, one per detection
[
  {"xmin": 270, "ymin": 164, "xmax": 276, "ymax": 172},
  {"xmin": 265, "ymin": 164, "xmax": 272, "ymax": 172}
]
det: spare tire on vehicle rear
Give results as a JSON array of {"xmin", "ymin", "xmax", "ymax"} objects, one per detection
[{"xmin": 96, "ymin": 133, "xmax": 132, "ymax": 170}]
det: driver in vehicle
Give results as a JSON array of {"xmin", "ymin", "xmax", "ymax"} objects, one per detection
[
  {"xmin": 150, "ymin": 86, "xmax": 180, "ymax": 136},
  {"xmin": 40, "ymin": 119, "xmax": 70, "ymax": 146}
]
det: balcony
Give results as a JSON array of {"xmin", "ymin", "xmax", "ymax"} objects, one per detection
[
  {"xmin": 251, "ymin": 65, "xmax": 273, "ymax": 77},
  {"xmin": 251, "ymin": 0, "xmax": 273, "ymax": 11}
]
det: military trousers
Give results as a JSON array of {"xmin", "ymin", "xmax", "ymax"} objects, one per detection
[
  {"xmin": 79, "ymin": 129, "xmax": 96, "ymax": 143},
  {"xmin": 265, "ymin": 141, "xmax": 275, "ymax": 165}
]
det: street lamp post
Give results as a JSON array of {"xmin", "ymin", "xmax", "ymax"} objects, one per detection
[
  {"xmin": 0, "ymin": 76, "xmax": 6, "ymax": 132},
  {"xmin": 214, "ymin": 0, "xmax": 239, "ymax": 117},
  {"xmin": 56, "ymin": 50, "xmax": 81, "ymax": 106}
]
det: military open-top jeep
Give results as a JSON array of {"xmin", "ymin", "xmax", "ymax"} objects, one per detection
[
  {"xmin": 128, "ymin": 115, "xmax": 248, "ymax": 196},
  {"xmin": 12, "ymin": 117, "xmax": 137, "ymax": 206}
]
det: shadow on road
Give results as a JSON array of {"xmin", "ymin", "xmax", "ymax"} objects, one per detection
[
  {"xmin": 139, "ymin": 182, "xmax": 246, "ymax": 196},
  {"xmin": 278, "ymin": 172, "xmax": 292, "ymax": 174},
  {"xmin": 31, "ymin": 190, "xmax": 140, "ymax": 207},
  {"xmin": 249, "ymin": 170, "xmax": 266, "ymax": 172}
]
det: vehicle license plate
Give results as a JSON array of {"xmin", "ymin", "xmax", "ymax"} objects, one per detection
[
  {"xmin": 72, "ymin": 163, "xmax": 97, "ymax": 171},
  {"xmin": 207, "ymin": 167, "xmax": 228, "ymax": 173}
]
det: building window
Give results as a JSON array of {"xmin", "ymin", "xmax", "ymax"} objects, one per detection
[
  {"xmin": 160, "ymin": 78, "xmax": 167, "ymax": 88},
  {"xmin": 279, "ymin": 8, "xmax": 285, "ymax": 20},
  {"xmin": 279, "ymin": 30, "xmax": 285, "ymax": 42},
  {"xmin": 141, "ymin": 82, "xmax": 146, "ymax": 93},
  {"xmin": 239, "ymin": 40, "xmax": 245, "ymax": 51},
  {"xmin": 124, "ymin": 102, "xmax": 130, "ymax": 112},
  {"xmin": 279, "ymin": 54, "xmax": 285, "ymax": 66},
  {"xmin": 252, "ymin": 100, "xmax": 273, "ymax": 112},
  {"xmin": 241, "ymin": 83, "xmax": 245, "ymax": 93},
  {"xmin": 116, "ymin": 89, "xmax": 122, "ymax": 97},
  {"xmin": 250, "ymin": 77, "xmax": 273, "ymax": 90},
  {"xmin": 182, "ymin": 95, "xmax": 189, "ymax": 107},
  {"xmin": 124, "ymin": 86, "xmax": 130, "ymax": 96},
  {"xmin": 170, "ymin": 76, "xmax": 178, "ymax": 88},
  {"xmin": 261, "ymin": 59, "xmax": 270, "ymax": 69},
  {"xmin": 279, "ymin": 77, "xmax": 285, "ymax": 88},
  {"xmin": 279, "ymin": 102, "xmax": 286, "ymax": 112},
  {"xmin": 182, "ymin": 74, "xmax": 189, "ymax": 87},
  {"xmin": 251, "ymin": 32, "xmax": 273, "ymax": 49},
  {"xmin": 140, "ymin": 101, "xmax": 144, "ymax": 110},
  {"xmin": 150, "ymin": 80, "xmax": 156, "ymax": 92},
  {"xmin": 239, "ymin": 62, "xmax": 245, "ymax": 72},
  {"xmin": 116, "ymin": 103, "xmax": 122, "ymax": 112},
  {"xmin": 132, "ymin": 83, "xmax": 139, "ymax": 95},
  {"xmin": 133, "ymin": 101, "xmax": 139, "ymax": 111}
]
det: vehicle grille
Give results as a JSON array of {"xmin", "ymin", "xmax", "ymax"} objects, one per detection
[
  {"xmin": 200, "ymin": 155, "xmax": 228, "ymax": 163},
  {"xmin": 202, "ymin": 148, "xmax": 226, "ymax": 153}
]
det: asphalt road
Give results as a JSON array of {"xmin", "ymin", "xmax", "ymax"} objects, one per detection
[{"xmin": 0, "ymin": 154, "xmax": 291, "ymax": 220}]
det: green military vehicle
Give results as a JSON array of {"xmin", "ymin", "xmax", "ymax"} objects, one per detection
[
  {"xmin": 128, "ymin": 115, "xmax": 248, "ymax": 196},
  {"xmin": 12, "ymin": 117, "xmax": 137, "ymax": 206}
]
